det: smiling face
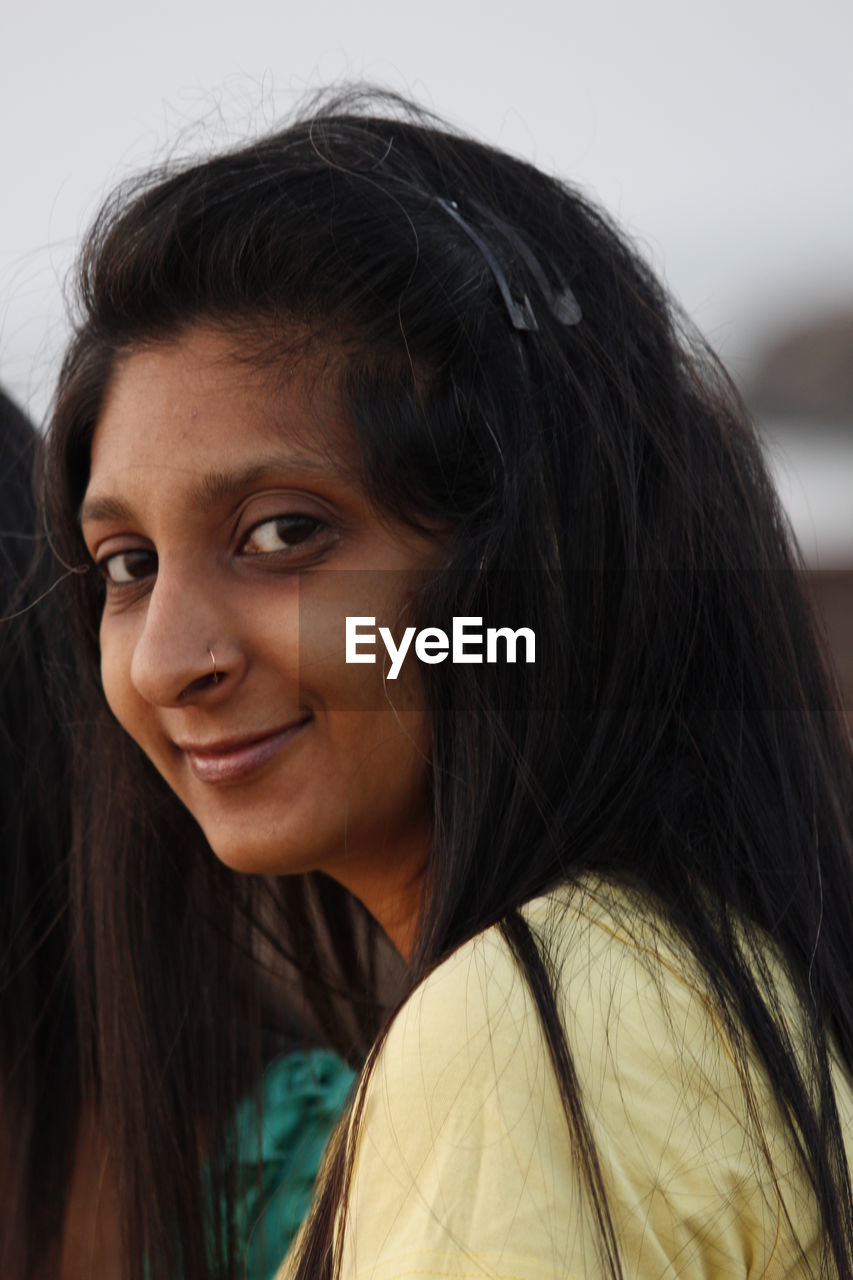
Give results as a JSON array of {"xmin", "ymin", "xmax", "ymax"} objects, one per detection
[{"xmin": 81, "ymin": 325, "xmax": 437, "ymax": 953}]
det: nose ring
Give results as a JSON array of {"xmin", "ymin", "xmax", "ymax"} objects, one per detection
[{"xmin": 208, "ymin": 646, "xmax": 220, "ymax": 684}]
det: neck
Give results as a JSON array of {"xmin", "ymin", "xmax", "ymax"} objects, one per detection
[{"xmin": 326, "ymin": 827, "xmax": 429, "ymax": 962}]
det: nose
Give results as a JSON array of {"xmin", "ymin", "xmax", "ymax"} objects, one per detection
[{"xmin": 129, "ymin": 567, "xmax": 243, "ymax": 707}]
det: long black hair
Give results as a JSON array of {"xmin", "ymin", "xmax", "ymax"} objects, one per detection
[
  {"xmin": 0, "ymin": 389, "xmax": 77, "ymax": 1279},
  {"xmin": 42, "ymin": 89, "xmax": 853, "ymax": 1278}
]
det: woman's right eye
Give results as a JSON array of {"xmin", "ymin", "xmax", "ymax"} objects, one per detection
[{"xmin": 97, "ymin": 549, "xmax": 157, "ymax": 586}]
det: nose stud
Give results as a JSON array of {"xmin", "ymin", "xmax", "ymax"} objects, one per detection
[{"xmin": 208, "ymin": 646, "xmax": 220, "ymax": 684}]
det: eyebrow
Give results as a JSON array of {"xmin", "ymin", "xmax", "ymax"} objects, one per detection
[{"xmin": 79, "ymin": 451, "xmax": 351, "ymax": 527}]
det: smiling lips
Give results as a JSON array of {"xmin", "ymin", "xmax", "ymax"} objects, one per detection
[{"xmin": 180, "ymin": 717, "xmax": 311, "ymax": 784}]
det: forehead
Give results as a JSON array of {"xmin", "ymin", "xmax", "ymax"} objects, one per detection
[{"xmin": 87, "ymin": 324, "xmax": 356, "ymax": 492}]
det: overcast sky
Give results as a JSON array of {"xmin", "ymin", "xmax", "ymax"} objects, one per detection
[{"xmin": 2, "ymin": 0, "xmax": 851, "ymax": 558}]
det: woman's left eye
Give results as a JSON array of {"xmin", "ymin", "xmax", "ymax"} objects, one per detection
[{"xmin": 240, "ymin": 515, "xmax": 326, "ymax": 556}]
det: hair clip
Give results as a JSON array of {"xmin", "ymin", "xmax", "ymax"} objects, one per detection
[{"xmin": 435, "ymin": 197, "xmax": 582, "ymax": 332}]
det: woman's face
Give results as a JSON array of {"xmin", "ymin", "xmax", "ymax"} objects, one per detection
[{"xmin": 81, "ymin": 325, "xmax": 436, "ymax": 951}]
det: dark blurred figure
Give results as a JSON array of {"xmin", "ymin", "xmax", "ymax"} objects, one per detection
[{"xmin": 0, "ymin": 388, "xmax": 81, "ymax": 1277}]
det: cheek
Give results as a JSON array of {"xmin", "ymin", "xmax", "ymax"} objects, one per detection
[
  {"xmin": 99, "ymin": 620, "xmax": 141, "ymax": 739},
  {"xmin": 296, "ymin": 574, "xmax": 427, "ymax": 714},
  {"xmin": 328, "ymin": 707, "xmax": 431, "ymax": 826}
]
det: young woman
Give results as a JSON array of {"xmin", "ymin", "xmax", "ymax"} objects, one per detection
[{"xmin": 42, "ymin": 90, "xmax": 853, "ymax": 1279}]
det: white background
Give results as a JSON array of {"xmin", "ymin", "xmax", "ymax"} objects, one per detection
[{"xmin": 2, "ymin": 0, "xmax": 851, "ymax": 560}]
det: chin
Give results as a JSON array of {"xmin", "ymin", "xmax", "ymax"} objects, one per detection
[
  {"xmin": 201, "ymin": 818, "xmax": 319, "ymax": 878},
  {"xmin": 210, "ymin": 847, "xmax": 284, "ymax": 876},
  {"xmin": 206, "ymin": 838, "xmax": 291, "ymax": 877}
]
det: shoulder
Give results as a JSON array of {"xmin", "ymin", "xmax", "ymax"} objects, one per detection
[
  {"xmin": 376, "ymin": 876, "xmax": 732, "ymax": 1114},
  {"xmin": 341, "ymin": 914, "xmax": 584, "ymax": 1278},
  {"xmin": 376, "ymin": 909, "xmax": 539, "ymax": 1111},
  {"xmin": 339, "ymin": 878, "xmax": 818, "ymax": 1278}
]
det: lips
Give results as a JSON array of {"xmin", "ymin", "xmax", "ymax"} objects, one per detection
[{"xmin": 179, "ymin": 716, "xmax": 311, "ymax": 785}]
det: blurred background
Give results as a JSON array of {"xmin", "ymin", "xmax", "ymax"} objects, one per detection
[{"xmin": 1, "ymin": 0, "xmax": 851, "ymax": 703}]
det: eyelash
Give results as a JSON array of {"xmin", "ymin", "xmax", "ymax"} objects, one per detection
[{"xmin": 95, "ymin": 514, "xmax": 329, "ymax": 589}]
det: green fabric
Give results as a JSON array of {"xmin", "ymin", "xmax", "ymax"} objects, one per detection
[{"xmin": 204, "ymin": 1049, "xmax": 355, "ymax": 1279}]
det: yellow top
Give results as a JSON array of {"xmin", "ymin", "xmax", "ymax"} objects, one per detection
[{"xmin": 280, "ymin": 879, "xmax": 853, "ymax": 1279}]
